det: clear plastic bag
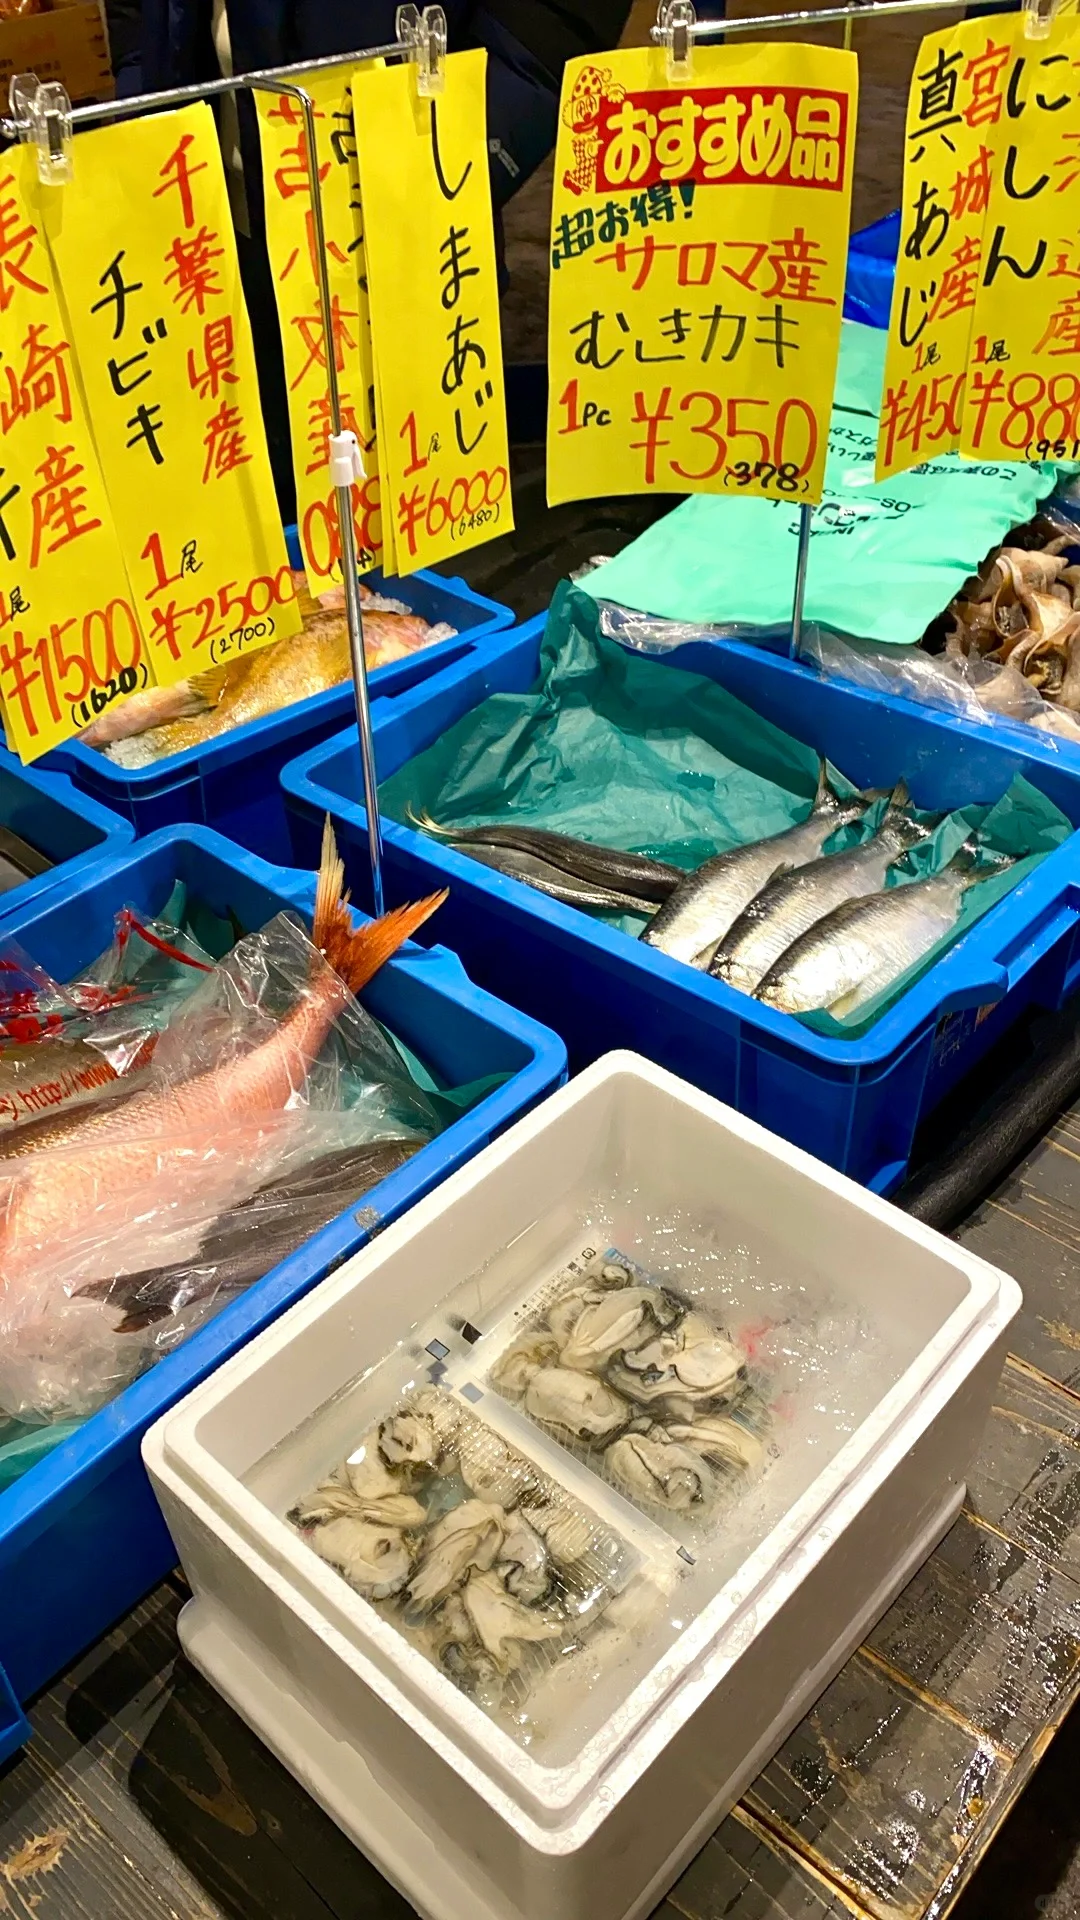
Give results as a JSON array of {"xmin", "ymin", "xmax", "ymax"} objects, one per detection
[{"xmin": 0, "ymin": 909, "xmax": 440, "ymax": 1425}]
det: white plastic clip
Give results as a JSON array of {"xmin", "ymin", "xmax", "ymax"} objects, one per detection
[
  {"xmin": 1023, "ymin": 0, "xmax": 1058, "ymax": 37},
  {"xmin": 396, "ymin": 3, "xmax": 447, "ymax": 95},
  {"xmin": 658, "ymin": 0, "xmax": 695, "ymax": 79},
  {"xmin": 329, "ymin": 430, "xmax": 366, "ymax": 488},
  {"xmin": 8, "ymin": 73, "xmax": 73, "ymax": 184}
]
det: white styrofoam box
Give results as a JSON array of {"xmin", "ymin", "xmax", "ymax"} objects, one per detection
[{"xmin": 144, "ymin": 1051, "xmax": 1020, "ymax": 1920}]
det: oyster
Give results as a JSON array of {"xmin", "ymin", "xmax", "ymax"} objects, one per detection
[
  {"xmin": 496, "ymin": 1511, "xmax": 551, "ymax": 1604},
  {"xmin": 293, "ymin": 1470, "xmax": 426, "ymax": 1531},
  {"xmin": 406, "ymin": 1499, "xmax": 507, "ymax": 1608},
  {"xmin": 619, "ymin": 1312, "xmax": 744, "ymax": 1400},
  {"xmin": 490, "ymin": 1329, "xmax": 559, "ymax": 1401},
  {"xmin": 666, "ymin": 1415, "xmax": 764, "ymax": 1473},
  {"xmin": 307, "ymin": 1515, "xmax": 414, "ymax": 1598},
  {"xmin": 547, "ymin": 1286, "xmax": 593, "ymax": 1348},
  {"xmin": 344, "ymin": 1434, "xmax": 403, "ymax": 1503},
  {"xmin": 462, "ymin": 1569, "xmax": 564, "ymax": 1671},
  {"xmin": 559, "ymin": 1287, "xmax": 667, "ymax": 1373},
  {"xmin": 526, "ymin": 1500, "xmax": 594, "ymax": 1568},
  {"xmin": 379, "ymin": 1409, "xmax": 444, "ymax": 1473},
  {"xmin": 456, "ymin": 1428, "xmax": 523, "ymax": 1507},
  {"xmin": 524, "ymin": 1366, "xmax": 631, "ymax": 1442},
  {"xmin": 410, "ymin": 1386, "xmax": 463, "ymax": 1453},
  {"xmin": 606, "ymin": 1430, "xmax": 715, "ymax": 1513},
  {"xmin": 291, "ymin": 1474, "xmax": 366, "ymax": 1528}
]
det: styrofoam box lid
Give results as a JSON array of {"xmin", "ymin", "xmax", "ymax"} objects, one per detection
[{"xmin": 147, "ymin": 1052, "xmax": 1020, "ymax": 1850}]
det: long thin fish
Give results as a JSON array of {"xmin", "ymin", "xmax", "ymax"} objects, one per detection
[
  {"xmin": 755, "ymin": 862, "xmax": 997, "ymax": 1016},
  {"xmin": 75, "ymin": 1137, "xmax": 419, "ymax": 1330},
  {"xmin": 641, "ymin": 764, "xmax": 870, "ymax": 971},
  {"xmin": 461, "ymin": 844, "xmax": 663, "ymax": 915},
  {"xmin": 710, "ymin": 785, "xmax": 930, "ymax": 996},
  {"xmin": 411, "ymin": 813, "xmax": 681, "ymax": 903}
]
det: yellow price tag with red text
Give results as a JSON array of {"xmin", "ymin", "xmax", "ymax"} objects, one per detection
[
  {"xmin": 36, "ymin": 103, "xmax": 299, "ymax": 681},
  {"xmin": 256, "ymin": 66, "xmax": 387, "ymax": 582},
  {"xmin": 0, "ymin": 148, "xmax": 151, "ymax": 762},
  {"xmin": 547, "ymin": 42, "xmax": 857, "ymax": 508},
  {"xmin": 352, "ymin": 49, "xmax": 513, "ymax": 572}
]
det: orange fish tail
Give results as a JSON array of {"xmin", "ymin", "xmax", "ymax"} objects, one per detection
[{"xmin": 313, "ymin": 816, "xmax": 447, "ymax": 995}]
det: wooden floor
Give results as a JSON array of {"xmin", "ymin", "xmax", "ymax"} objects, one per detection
[{"xmin": 2, "ymin": 1086, "xmax": 1080, "ymax": 1920}]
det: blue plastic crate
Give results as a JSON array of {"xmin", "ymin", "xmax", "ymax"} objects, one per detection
[
  {"xmin": 40, "ymin": 566, "xmax": 514, "ymax": 866},
  {"xmin": 0, "ymin": 825, "xmax": 565, "ymax": 1762},
  {"xmin": 0, "ymin": 745, "xmax": 133, "ymax": 932},
  {"xmin": 282, "ymin": 616, "xmax": 1080, "ymax": 1200},
  {"xmin": 843, "ymin": 210, "xmax": 899, "ymax": 330}
]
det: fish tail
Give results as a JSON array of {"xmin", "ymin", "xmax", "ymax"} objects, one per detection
[
  {"xmin": 313, "ymin": 816, "xmax": 447, "ymax": 993},
  {"xmin": 407, "ymin": 807, "xmax": 454, "ymax": 837}
]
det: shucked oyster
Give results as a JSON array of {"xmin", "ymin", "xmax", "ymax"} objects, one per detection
[
  {"xmin": 665, "ymin": 1415, "xmax": 764, "ymax": 1473},
  {"xmin": 490, "ymin": 1329, "xmax": 559, "ymax": 1400},
  {"xmin": 406, "ymin": 1499, "xmax": 506, "ymax": 1609},
  {"xmin": 294, "ymin": 1468, "xmax": 426, "ymax": 1531},
  {"xmin": 496, "ymin": 1510, "xmax": 551, "ymax": 1604},
  {"xmin": 308, "ymin": 1515, "xmax": 414, "ymax": 1598},
  {"xmin": 379, "ymin": 1409, "xmax": 446, "ymax": 1474},
  {"xmin": 526, "ymin": 1499, "xmax": 594, "ymax": 1568},
  {"xmin": 606, "ymin": 1429, "xmax": 715, "ymax": 1513},
  {"xmin": 524, "ymin": 1366, "xmax": 630, "ymax": 1442},
  {"xmin": 547, "ymin": 1286, "xmax": 593, "ymax": 1349},
  {"xmin": 344, "ymin": 1435, "xmax": 404, "ymax": 1503},
  {"xmin": 462, "ymin": 1569, "xmax": 564, "ymax": 1672},
  {"xmin": 456, "ymin": 1428, "xmax": 524, "ymax": 1507},
  {"xmin": 558, "ymin": 1287, "xmax": 672, "ymax": 1373},
  {"xmin": 616, "ymin": 1312, "xmax": 744, "ymax": 1403}
]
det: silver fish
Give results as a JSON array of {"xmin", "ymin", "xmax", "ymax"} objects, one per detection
[
  {"xmin": 641, "ymin": 764, "xmax": 868, "ymax": 970},
  {"xmin": 411, "ymin": 813, "xmax": 682, "ymax": 904},
  {"xmin": 710, "ymin": 785, "xmax": 930, "ymax": 996},
  {"xmin": 755, "ymin": 864, "xmax": 987, "ymax": 1016},
  {"xmin": 461, "ymin": 844, "xmax": 667, "ymax": 915}
]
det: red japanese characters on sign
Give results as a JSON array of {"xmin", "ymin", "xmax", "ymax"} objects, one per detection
[{"xmin": 583, "ymin": 87, "xmax": 851, "ymax": 195}]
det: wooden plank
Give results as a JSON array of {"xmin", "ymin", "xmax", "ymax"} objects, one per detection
[
  {"xmin": 669, "ymin": 1805, "xmax": 871, "ymax": 1918},
  {"xmin": 965, "ymin": 1362, "xmax": 1080, "ymax": 1584}
]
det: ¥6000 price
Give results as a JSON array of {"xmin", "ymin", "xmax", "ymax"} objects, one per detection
[{"xmin": 395, "ymin": 468, "xmax": 508, "ymax": 560}]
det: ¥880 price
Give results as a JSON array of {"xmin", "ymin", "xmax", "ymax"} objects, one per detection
[
  {"xmin": 302, "ymin": 478, "xmax": 383, "ymax": 579},
  {"xmin": 557, "ymin": 380, "xmax": 819, "ymax": 493},
  {"xmin": 0, "ymin": 602, "xmax": 147, "ymax": 743}
]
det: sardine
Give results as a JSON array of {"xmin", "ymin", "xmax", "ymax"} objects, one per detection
[
  {"xmin": 74, "ymin": 1136, "xmax": 418, "ymax": 1329},
  {"xmin": 710, "ymin": 785, "xmax": 930, "ymax": 996},
  {"xmin": 755, "ymin": 863, "xmax": 992, "ymax": 1016},
  {"xmin": 0, "ymin": 822, "xmax": 445, "ymax": 1347},
  {"xmin": 641, "ymin": 763, "xmax": 869, "ymax": 970},
  {"xmin": 412, "ymin": 814, "xmax": 682, "ymax": 905}
]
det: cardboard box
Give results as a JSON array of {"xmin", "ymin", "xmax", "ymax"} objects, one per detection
[{"xmin": 0, "ymin": 0, "xmax": 113, "ymax": 106}]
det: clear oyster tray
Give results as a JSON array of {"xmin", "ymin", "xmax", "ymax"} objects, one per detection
[{"xmin": 270, "ymin": 1240, "xmax": 789, "ymax": 1751}]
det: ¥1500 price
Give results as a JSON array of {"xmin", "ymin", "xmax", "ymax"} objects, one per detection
[
  {"xmin": 395, "ymin": 467, "xmax": 508, "ymax": 560},
  {"xmin": 0, "ymin": 601, "xmax": 147, "ymax": 741}
]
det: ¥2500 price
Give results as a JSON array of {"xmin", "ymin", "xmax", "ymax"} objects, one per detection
[{"xmin": 0, "ymin": 601, "xmax": 147, "ymax": 742}]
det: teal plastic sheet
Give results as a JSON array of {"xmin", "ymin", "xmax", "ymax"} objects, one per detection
[
  {"xmin": 381, "ymin": 583, "xmax": 1071, "ymax": 1032},
  {"xmin": 582, "ymin": 322, "xmax": 1069, "ymax": 647}
]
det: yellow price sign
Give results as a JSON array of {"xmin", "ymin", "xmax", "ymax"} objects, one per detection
[
  {"xmin": 352, "ymin": 48, "xmax": 513, "ymax": 572},
  {"xmin": 961, "ymin": 13, "xmax": 1080, "ymax": 463},
  {"xmin": 256, "ymin": 66, "xmax": 386, "ymax": 582},
  {"xmin": 0, "ymin": 148, "xmax": 151, "ymax": 763},
  {"xmin": 547, "ymin": 42, "xmax": 857, "ymax": 509},
  {"xmin": 878, "ymin": 17, "xmax": 1020, "ymax": 477},
  {"xmin": 36, "ymin": 103, "xmax": 299, "ymax": 681}
]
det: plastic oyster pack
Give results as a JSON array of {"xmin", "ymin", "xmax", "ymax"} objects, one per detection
[
  {"xmin": 479, "ymin": 1248, "xmax": 774, "ymax": 1538},
  {"xmin": 289, "ymin": 1385, "xmax": 661, "ymax": 1745}
]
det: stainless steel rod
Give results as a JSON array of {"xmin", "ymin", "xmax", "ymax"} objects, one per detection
[
  {"xmin": 654, "ymin": 0, "xmax": 974, "ymax": 37},
  {"xmin": 790, "ymin": 504, "xmax": 813, "ymax": 657}
]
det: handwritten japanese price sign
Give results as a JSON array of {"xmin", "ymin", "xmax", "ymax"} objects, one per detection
[
  {"xmin": 0, "ymin": 148, "xmax": 150, "ymax": 763},
  {"xmin": 256, "ymin": 66, "xmax": 385, "ymax": 582},
  {"xmin": 961, "ymin": 13, "xmax": 1080, "ymax": 464},
  {"xmin": 352, "ymin": 48, "xmax": 514, "ymax": 570},
  {"xmin": 35, "ymin": 103, "xmax": 300, "ymax": 679},
  {"xmin": 547, "ymin": 41, "xmax": 857, "ymax": 509},
  {"xmin": 878, "ymin": 17, "xmax": 1021, "ymax": 478}
]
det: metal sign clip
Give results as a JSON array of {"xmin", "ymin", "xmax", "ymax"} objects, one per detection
[
  {"xmin": 657, "ymin": 0, "xmax": 696, "ymax": 78},
  {"xmin": 8, "ymin": 73, "xmax": 73, "ymax": 183},
  {"xmin": 396, "ymin": 4, "xmax": 447, "ymax": 94},
  {"xmin": 1023, "ymin": 0, "xmax": 1059, "ymax": 37}
]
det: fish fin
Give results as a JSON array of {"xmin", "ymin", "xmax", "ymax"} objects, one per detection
[
  {"xmin": 407, "ymin": 807, "xmax": 455, "ymax": 837},
  {"xmin": 188, "ymin": 665, "xmax": 230, "ymax": 709},
  {"xmin": 313, "ymin": 816, "xmax": 447, "ymax": 993},
  {"xmin": 812, "ymin": 759, "xmax": 830, "ymax": 809},
  {"xmin": 888, "ymin": 778, "xmax": 911, "ymax": 812}
]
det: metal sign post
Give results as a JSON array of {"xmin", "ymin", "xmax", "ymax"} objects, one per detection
[{"xmin": 0, "ymin": 26, "xmax": 445, "ymax": 917}]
